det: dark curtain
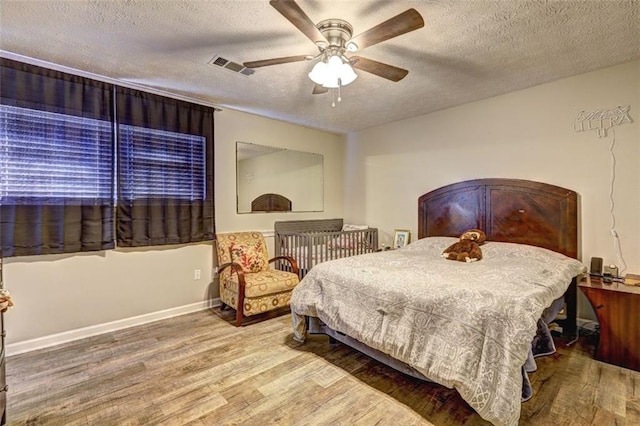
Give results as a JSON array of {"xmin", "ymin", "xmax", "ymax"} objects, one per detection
[
  {"xmin": 115, "ymin": 87, "xmax": 215, "ymax": 247},
  {"xmin": 0, "ymin": 58, "xmax": 115, "ymax": 257}
]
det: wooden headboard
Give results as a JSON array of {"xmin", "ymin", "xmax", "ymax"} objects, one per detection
[
  {"xmin": 251, "ymin": 193, "xmax": 292, "ymax": 212},
  {"xmin": 418, "ymin": 179, "xmax": 579, "ymax": 259}
]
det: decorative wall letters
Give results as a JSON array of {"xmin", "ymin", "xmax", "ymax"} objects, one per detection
[{"xmin": 573, "ymin": 105, "xmax": 633, "ymax": 138}]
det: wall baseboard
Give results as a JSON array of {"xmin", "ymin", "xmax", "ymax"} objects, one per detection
[{"xmin": 7, "ymin": 298, "xmax": 221, "ymax": 357}]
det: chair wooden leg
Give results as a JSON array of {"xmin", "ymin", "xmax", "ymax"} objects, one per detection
[
  {"xmin": 236, "ymin": 279, "xmax": 246, "ymax": 327},
  {"xmin": 235, "ymin": 307, "xmax": 243, "ymax": 327}
]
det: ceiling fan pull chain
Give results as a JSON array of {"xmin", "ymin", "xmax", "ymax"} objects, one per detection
[
  {"xmin": 331, "ymin": 89, "xmax": 336, "ymax": 108},
  {"xmin": 337, "ymin": 78, "xmax": 342, "ymax": 103}
]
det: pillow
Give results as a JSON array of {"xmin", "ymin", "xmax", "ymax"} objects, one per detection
[{"xmin": 229, "ymin": 242, "xmax": 268, "ymax": 273}]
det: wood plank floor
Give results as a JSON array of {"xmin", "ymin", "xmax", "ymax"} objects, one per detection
[{"xmin": 6, "ymin": 309, "xmax": 640, "ymax": 425}]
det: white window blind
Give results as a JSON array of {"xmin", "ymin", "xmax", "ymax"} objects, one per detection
[
  {"xmin": 118, "ymin": 124, "xmax": 206, "ymax": 201},
  {"xmin": 0, "ymin": 105, "xmax": 113, "ymax": 204}
]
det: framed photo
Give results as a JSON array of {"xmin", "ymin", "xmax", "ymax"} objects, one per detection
[{"xmin": 392, "ymin": 229, "xmax": 411, "ymax": 249}]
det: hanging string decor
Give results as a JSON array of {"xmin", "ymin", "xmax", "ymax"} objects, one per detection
[{"xmin": 572, "ymin": 105, "xmax": 633, "ymax": 276}]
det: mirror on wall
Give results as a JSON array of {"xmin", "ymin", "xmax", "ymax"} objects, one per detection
[{"xmin": 236, "ymin": 142, "xmax": 324, "ymax": 213}]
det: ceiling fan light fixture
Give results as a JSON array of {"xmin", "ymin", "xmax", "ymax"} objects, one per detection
[
  {"xmin": 308, "ymin": 61, "xmax": 328, "ymax": 85},
  {"xmin": 308, "ymin": 55, "xmax": 358, "ymax": 88},
  {"xmin": 339, "ymin": 62, "xmax": 358, "ymax": 84},
  {"xmin": 327, "ymin": 54, "xmax": 343, "ymax": 71}
]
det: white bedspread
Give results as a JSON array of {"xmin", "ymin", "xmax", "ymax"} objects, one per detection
[{"xmin": 290, "ymin": 237, "xmax": 586, "ymax": 426}]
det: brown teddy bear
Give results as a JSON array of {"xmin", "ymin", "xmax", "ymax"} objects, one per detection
[{"xmin": 442, "ymin": 229, "xmax": 487, "ymax": 262}]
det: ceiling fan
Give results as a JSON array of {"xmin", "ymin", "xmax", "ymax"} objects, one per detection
[{"xmin": 243, "ymin": 0, "xmax": 424, "ymax": 105}]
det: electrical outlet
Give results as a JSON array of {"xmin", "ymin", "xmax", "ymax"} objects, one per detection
[{"xmin": 193, "ymin": 269, "xmax": 201, "ymax": 280}]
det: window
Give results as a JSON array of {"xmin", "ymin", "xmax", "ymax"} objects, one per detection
[
  {"xmin": 118, "ymin": 124, "xmax": 206, "ymax": 201},
  {"xmin": 0, "ymin": 58, "xmax": 115, "ymax": 256},
  {"xmin": 0, "ymin": 105, "xmax": 113, "ymax": 203},
  {"xmin": 0, "ymin": 58, "xmax": 215, "ymax": 256},
  {"xmin": 114, "ymin": 84, "xmax": 214, "ymax": 247}
]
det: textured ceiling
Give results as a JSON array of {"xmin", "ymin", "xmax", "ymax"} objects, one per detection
[{"xmin": 1, "ymin": 0, "xmax": 638, "ymax": 134}]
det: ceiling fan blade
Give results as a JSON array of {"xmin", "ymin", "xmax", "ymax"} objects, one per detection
[
  {"xmin": 244, "ymin": 55, "xmax": 309, "ymax": 68},
  {"xmin": 350, "ymin": 56, "xmax": 409, "ymax": 82},
  {"xmin": 269, "ymin": 0, "xmax": 328, "ymax": 46},
  {"xmin": 349, "ymin": 9, "xmax": 424, "ymax": 51},
  {"xmin": 312, "ymin": 84, "xmax": 329, "ymax": 95}
]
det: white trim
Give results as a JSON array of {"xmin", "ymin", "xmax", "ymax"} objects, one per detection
[{"xmin": 6, "ymin": 298, "xmax": 221, "ymax": 357}]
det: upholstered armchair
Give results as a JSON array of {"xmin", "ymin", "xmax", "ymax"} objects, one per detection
[{"xmin": 215, "ymin": 231, "xmax": 300, "ymax": 326}]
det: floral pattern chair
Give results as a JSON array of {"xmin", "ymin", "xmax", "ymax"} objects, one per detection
[{"xmin": 215, "ymin": 231, "xmax": 299, "ymax": 326}]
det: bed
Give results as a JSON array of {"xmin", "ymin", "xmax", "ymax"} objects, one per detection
[
  {"xmin": 274, "ymin": 218, "xmax": 379, "ymax": 278},
  {"xmin": 290, "ymin": 179, "xmax": 586, "ymax": 426}
]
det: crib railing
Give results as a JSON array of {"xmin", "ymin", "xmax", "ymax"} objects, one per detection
[{"xmin": 275, "ymin": 228, "xmax": 378, "ymax": 278}]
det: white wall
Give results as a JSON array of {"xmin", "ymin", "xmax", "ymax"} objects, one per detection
[
  {"xmin": 3, "ymin": 108, "xmax": 344, "ymax": 351},
  {"xmin": 3, "ymin": 244, "xmax": 214, "ymax": 345},
  {"xmin": 344, "ymin": 60, "xmax": 640, "ymax": 318}
]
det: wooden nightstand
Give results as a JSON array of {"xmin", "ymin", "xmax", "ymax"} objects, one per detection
[{"xmin": 579, "ymin": 275, "xmax": 640, "ymax": 371}]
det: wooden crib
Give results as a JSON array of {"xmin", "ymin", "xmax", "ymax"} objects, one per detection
[{"xmin": 274, "ymin": 219, "xmax": 379, "ymax": 278}]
